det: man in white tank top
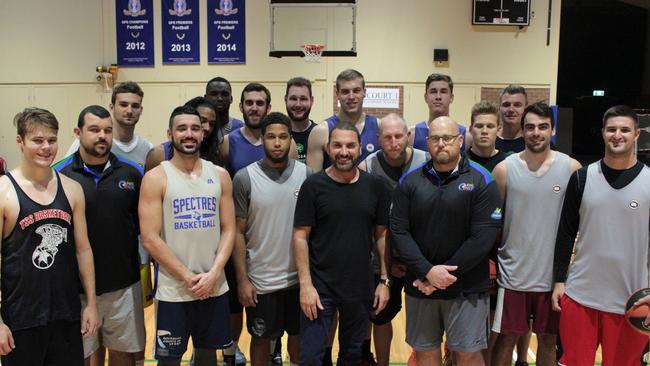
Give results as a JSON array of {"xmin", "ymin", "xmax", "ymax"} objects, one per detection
[
  {"xmin": 491, "ymin": 103, "xmax": 581, "ymax": 366},
  {"xmin": 139, "ymin": 105, "xmax": 236, "ymax": 366},
  {"xmin": 553, "ymin": 105, "xmax": 650, "ymax": 366}
]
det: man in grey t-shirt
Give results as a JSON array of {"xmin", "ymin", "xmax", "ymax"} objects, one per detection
[{"xmin": 232, "ymin": 112, "xmax": 311, "ymax": 366}]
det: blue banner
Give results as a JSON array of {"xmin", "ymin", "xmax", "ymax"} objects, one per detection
[
  {"xmin": 162, "ymin": 0, "xmax": 200, "ymax": 64},
  {"xmin": 207, "ymin": 0, "xmax": 245, "ymax": 64},
  {"xmin": 116, "ymin": 0, "xmax": 155, "ymax": 67}
]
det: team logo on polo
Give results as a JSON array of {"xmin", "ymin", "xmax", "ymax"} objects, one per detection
[
  {"xmin": 552, "ymin": 185, "xmax": 561, "ymax": 193},
  {"xmin": 366, "ymin": 143, "xmax": 375, "ymax": 153},
  {"xmin": 124, "ymin": 0, "xmax": 146, "ymax": 16},
  {"xmin": 215, "ymin": 0, "xmax": 238, "ymax": 16},
  {"xmin": 172, "ymin": 196, "xmax": 218, "ymax": 229},
  {"xmin": 118, "ymin": 180, "xmax": 136, "ymax": 190},
  {"xmin": 169, "ymin": 0, "xmax": 191, "ymax": 16},
  {"xmin": 629, "ymin": 200, "xmax": 639, "ymax": 209},
  {"xmin": 458, "ymin": 183, "xmax": 475, "ymax": 192},
  {"xmin": 32, "ymin": 224, "xmax": 68, "ymax": 270},
  {"xmin": 490, "ymin": 208, "xmax": 502, "ymax": 220}
]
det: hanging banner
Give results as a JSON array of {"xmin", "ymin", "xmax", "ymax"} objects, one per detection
[
  {"xmin": 207, "ymin": 0, "xmax": 246, "ymax": 64},
  {"xmin": 116, "ymin": 0, "xmax": 155, "ymax": 67},
  {"xmin": 162, "ymin": 0, "xmax": 200, "ymax": 64}
]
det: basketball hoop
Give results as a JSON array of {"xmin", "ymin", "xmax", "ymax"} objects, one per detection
[{"xmin": 300, "ymin": 44, "xmax": 325, "ymax": 63}]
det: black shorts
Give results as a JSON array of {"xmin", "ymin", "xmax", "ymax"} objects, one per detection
[
  {"xmin": 371, "ymin": 275, "xmax": 404, "ymax": 325},
  {"xmin": 1, "ymin": 319, "xmax": 83, "ymax": 366},
  {"xmin": 225, "ymin": 260, "xmax": 243, "ymax": 314},
  {"xmin": 246, "ymin": 287, "xmax": 300, "ymax": 339},
  {"xmin": 155, "ymin": 295, "xmax": 233, "ymax": 361}
]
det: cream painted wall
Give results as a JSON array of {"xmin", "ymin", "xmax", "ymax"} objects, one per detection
[{"xmin": 0, "ymin": 0, "xmax": 561, "ymax": 167}]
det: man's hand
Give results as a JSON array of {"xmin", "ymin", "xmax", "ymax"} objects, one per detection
[
  {"xmin": 300, "ymin": 284, "xmax": 323, "ymax": 321},
  {"xmin": 81, "ymin": 303, "xmax": 99, "ymax": 338},
  {"xmin": 551, "ymin": 282, "xmax": 566, "ymax": 312},
  {"xmin": 238, "ymin": 277, "xmax": 258, "ymax": 307},
  {"xmin": 0, "ymin": 324, "xmax": 15, "ymax": 355},
  {"xmin": 425, "ymin": 265, "xmax": 458, "ymax": 289},
  {"xmin": 190, "ymin": 271, "xmax": 220, "ymax": 300},
  {"xmin": 633, "ymin": 294, "xmax": 650, "ymax": 326},
  {"xmin": 373, "ymin": 283, "xmax": 390, "ymax": 315},
  {"xmin": 413, "ymin": 279, "xmax": 436, "ymax": 296}
]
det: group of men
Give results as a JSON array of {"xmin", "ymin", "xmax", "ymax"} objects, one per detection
[{"xmin": 0, "ymin": 68, "xmax": 648, "ymax": 366}]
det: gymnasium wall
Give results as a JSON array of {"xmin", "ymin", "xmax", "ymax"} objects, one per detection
[{"xmin": 0, "ymin": 0, "xmax": 562, "ymax": 166}]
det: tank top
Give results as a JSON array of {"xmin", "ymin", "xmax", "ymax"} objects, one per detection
[
  {"xmin": 565, "ymin": 162, "xmax": 650, "ymax": 314},
  {"xmin": 227, "ymin": 128, "xmax": 264, "ymax": 176},
  {"xmin": 413, "ymin": 121, "xmax": 467, "ymax": 152},
  {"xmin": 245, "ymin": 161, "xmax": 308, "ymax": 294},
  {"xmin": 157, "ymin": 160, "xmax": 229, "ymax": 302},
  {"xmin": 365, "ymin": 149, "xmax": 428, "ymax": 189},
  {"xmin": 498, "ymin": 152, "xmax": 573, "ymax": 292},
  {"xmin": 2, "ymin": 171, "xmax": 80, "ymax": 330},
  {"xmin": 322, "ymin": 114, "xmax": 379, "ymax": 169},
  {"xmin": 292, "ymin": 121, "xmax": 316, "ymax": 163}
]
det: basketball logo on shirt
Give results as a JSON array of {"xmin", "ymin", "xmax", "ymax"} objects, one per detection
[
  {"xmin": 32, "ymin": 224, "xmax": 68, "ymax": 270},
  {"xmin": 366, "ymin": 143, "xmax": 375, "ymax": 153},
  {"xmin": 629, "ymin": 200, "xmax": 639, "ymax": 209},
  {"xmin": 552, "ymin": 185, "xmax": 561, "ymax": 193}
]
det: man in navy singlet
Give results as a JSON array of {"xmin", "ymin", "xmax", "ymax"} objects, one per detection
[{"xmin": 0, "ymin": 107, "xmax": 99, "ymax": 366}]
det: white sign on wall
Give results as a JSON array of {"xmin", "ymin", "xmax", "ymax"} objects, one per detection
[{"xmin": 336, "ymin": 87, "xmax": 400, "ymax": 109}]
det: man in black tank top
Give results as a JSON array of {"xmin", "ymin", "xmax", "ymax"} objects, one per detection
[
  {"xmin": 285, "ymin": 77, "xmax": 316, "ymax": 164},
  {"xmin": 0, "ymin": 108, "xmax": 98, "ymax": 366}
]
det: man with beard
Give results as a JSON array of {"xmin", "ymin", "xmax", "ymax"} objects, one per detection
[
  {"xmin": 496, "ymin": 85, "xmax": 528, "ymax": 155},
  {"xmin": 54, "ymin": 105, "xmax": 146, "ymax": 366},
  {"xmin": 409, "ymin": 73, "xmax": 466, "ymax": 152},
  {"xmin": 552, "ymin": 105, "xmax": 650, "ymax": 366},
  {"xmin": 205, "ymin": 77, "xmax": 244, "ymax": 136},
  {"xmin": 490, "ymin": 103, "xmax": 581, "ymax": 366},
  {"xmin": 294, "ymin": 123, "xmax": 390, "ymax": 365},
  {"xmin": 139, "ymin": 105, "xmax": 236, "ymax": 366},
  {"xmin": 306, "ymin": 69, "xmax": 379, "ymax": 172},
  {"xmin": 391, "ymin": 116, "xmax": 501, "ymax": 366},
  {"xmin": 0, "ymin": 107, "xmax": 99, "ymax": 365},
  {"xmin": 285, "ymin": 77, "xmax": 317, "ymax": 164},
  {"xmin": 145, "ymin": 97, "xmax": 223, "ymax": 171},
  {"xmin": 359, "ymin": 113, "xmax": 427, "ymax": 366},
  {"xmin": 232, "ymin": 112, "xmax": 311, "ymax": 366}
]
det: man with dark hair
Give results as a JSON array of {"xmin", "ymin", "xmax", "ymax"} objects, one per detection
[
  {"xmin": 306, "ymin": 69, "xmax": 380, "ymax": 172},
  {"xmin": 468, "ymin": 101, "xmax": 507, "ymax": 172},
  {"xmin": 285, "ymin": 77, "xmax": 317, "ymax": 163},
  {"xmin": 0, "ymin": 107, "xmax": 99, "ymax": 366},
  {"xmin": 490, "ymin": 102, "xmax": 581, "ymax": 366},
  {"xmin": 53, "ymin": 105, "xmax": 146, "ymax": 366},
  {"xmin": 205, "ymin": 77, "xmax": 244, "ymax": 135},
  {"xmin": 233, "ymin": 112, "xmax": 311, "ymax": 366},
  {"xmin": 359, "ymin": 113, "xmax": 427, "ymax": 366},
  {"xmin": 295, "ymin": 122, "xmax": 390, "ymax": 365},
  {"xmin": 409, "ymin": 73, "xmax": 467, "ymax": 152},
  {"xmin": 552, "ymin": 105, "xmax": 650, "ymax": 366},
  {"xmin": 139, "ymin": 105, "xmax": 236, "ymax": 366},
  {"xmin": 496, "ymin": 85, "xmax": 528, "ymax": 155},
  {"xmin": 391, "ymin": 116, "xmax": 501, "ymax": 366}
]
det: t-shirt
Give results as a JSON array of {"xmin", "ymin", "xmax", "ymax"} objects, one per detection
[
  {"xmin": 495, "ymin": 136, "xmax": 525, "ymax": 156},
  {"xmin": 467, "ymin": 148, "xmax": 506, "ymax": 173},
  {"xmin": 294, "ymin": 170, "xmax": 390, "ymax": 302}
]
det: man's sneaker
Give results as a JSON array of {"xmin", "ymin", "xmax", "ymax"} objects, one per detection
[
  {"xmin": 269, "ymin": 351, "xmax": 283, "ymax": 365},
  {"xmin": 223, "ymin": 355, "xmax": 236, "ymax": 366},
  {"xmin": 362, "ymin": 352, "xmax": 378, "ymax": 366},
  {"xmin": 235, "ymin": 347, "xmax": 247, "ymax": 366}
]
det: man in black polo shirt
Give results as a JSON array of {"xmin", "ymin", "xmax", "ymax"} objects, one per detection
[
  {"xmin": 391, "ymin": 116, "xmax": 501, "ymax": 366},
  {"xmin": 54, "ymin": 105, "xmax": 145, "ymax": 366}
]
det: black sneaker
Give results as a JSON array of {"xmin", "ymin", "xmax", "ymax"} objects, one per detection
[
  {"xmin": 223, "ymin": 355, "xmax": 236, "ymax": 366},
  {"xmin": 269, "ymin": 351, "xmax": 283, "ymax": 365}
]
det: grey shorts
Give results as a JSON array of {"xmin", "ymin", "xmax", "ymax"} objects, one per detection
[
  {"xmin": 405, "ymin": 293, "xmax": 489, "ymax": 353},
  {"xmin": 81, "ymin": 281, "xmax": 146, "ymax": 357}
]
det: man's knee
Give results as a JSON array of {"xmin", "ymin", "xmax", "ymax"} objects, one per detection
[{"xmin": 455, "ymin": 351, "xmax": 484, "ymax": 365}]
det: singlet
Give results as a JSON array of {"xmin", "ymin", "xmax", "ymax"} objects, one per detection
[
  {"xmin": 565, "ymin": 162, "xmax": 650, "ymax": 314},
  {"xmin": 156, "ymin": 160, "xmax": 229, "ymax": 302},
  {"xmin": 413, "ymin": 121, "xmax": 467, "ymax": 152},
  {"xmin": 163, "ymin": 140, "xmax": 173, "ymax": 161},
  {"xmin": 223, "ymin": 117, "xmax": 244, "ymax": 135},
  {"xmin": 228, "ymin": 128, "xmax": 264, "ymax": 176},
  {"xmin": 322, "ymin": 114, "xmax": 379, "ymax": 169},
  {"xmin": 498, "ymin": 152, "xmax": 573, "ymax": 292},
  {"xmin": 495, "ymin": 136, "xmax": 525, "ymax": 156},
  {"xmin": 365, "ymin": 149, "xmax": 427, "ymax": 189},
  {"xmin": 244, "ymin": 161, "xmax": 308, "ymax": 294},
  {"xmin": 2, "ymin": 171, "xmax": 81, "ymax": 330},
  {"xmin": 292, "ymin": 121, "xmax": 316, "ymax": 163}
]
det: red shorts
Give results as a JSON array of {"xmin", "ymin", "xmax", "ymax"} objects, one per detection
[
  {"xmin": 492, "ymin": 287, "xmax": 559, "ymax": 336},
  {"xmin": 559, "ymin": 295, "xmax": 648, "ymax": 366}
]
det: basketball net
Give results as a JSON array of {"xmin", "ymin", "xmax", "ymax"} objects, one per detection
[{"xmin": 300, "ymin": 44, "xmax": 324, "ymax": 63}]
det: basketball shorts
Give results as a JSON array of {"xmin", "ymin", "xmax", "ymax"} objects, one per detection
[
  {"xmin": 492, "ymin": 287, "xmax": 559, "ymax": 336},
  {"xmin": 246, "ymin": 287, "xmax": 300, "ymax": 339},
  {"xmin": 1, "ymin": 320, "xmax": 83, "ymax": 366},
  {"xmin": 371, "ymin": 275, "xmax": 404, "ymax": 325}
]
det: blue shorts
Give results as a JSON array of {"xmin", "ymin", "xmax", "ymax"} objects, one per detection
[{"xmin": 154, "ymin": 294, "xmax": 233, "ymax": 361}]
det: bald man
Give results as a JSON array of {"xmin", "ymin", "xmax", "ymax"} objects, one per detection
[{"xmin": 391, "ymin": 117, "xmax": 502, "ymax": 366}]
